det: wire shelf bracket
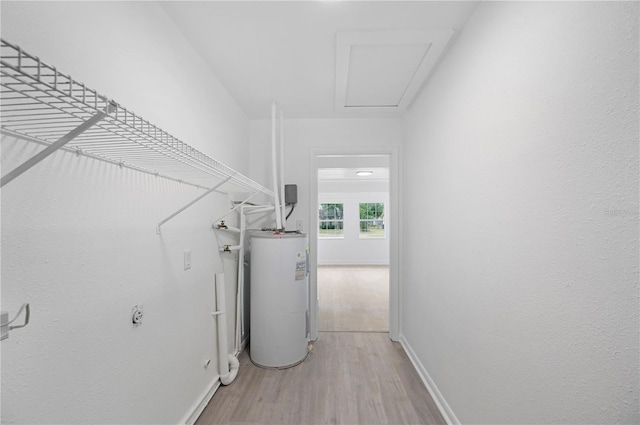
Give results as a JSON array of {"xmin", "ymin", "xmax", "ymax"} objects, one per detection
[
  {"xmin": 157, "ymin": 176, "xmax": 232, "ymax": 234},
  {"xmin": 211, "ymin": 192, "xmax": 268, "ymax": 227},
  {"xmin": 1, "ymin": 103, "xmax": 115, "ymax": 187},
  {"xmin": 0, "ymin": 38, "xmax": 274, "ymax": 210}
]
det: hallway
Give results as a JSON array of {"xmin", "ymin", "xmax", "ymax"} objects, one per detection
[
  {"xmin": 1, "ymin": 2, "xmax": 636, "ymax": 423},
  {"xmin": 195, "ymin": 332, "xmax": 445, "ymax": 425},
  {"xmin": 195, "ymin": 265, "xmax": 443, "ymax": 425}
]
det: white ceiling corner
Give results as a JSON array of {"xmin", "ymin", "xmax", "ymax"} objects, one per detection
[{"xmin": 335, "ymin": 29, "xmax": 455, "ymax": 113}]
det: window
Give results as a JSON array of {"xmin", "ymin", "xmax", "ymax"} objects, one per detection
[
  {"xmin": 359, "ymin": 203, "xmax": 385, "ymax": 238},
  {"xmin": 319, "ymin": 203, "xmax": 344, "ymax": 238}
]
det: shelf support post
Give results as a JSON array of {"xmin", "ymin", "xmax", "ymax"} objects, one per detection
[
  {"xmin": 1, "ymin": 103, "xmax": 115, "ymax": 188},
  {"xmin": 157, "ymin": 176, "xmax": 233, "ymax": 234}
]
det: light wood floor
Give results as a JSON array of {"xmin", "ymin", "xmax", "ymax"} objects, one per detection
[
  {"xmin": 195, "ymin": 265, "xmax": 445, "ymax": 425},
  {"xmin": 318, "ymin": 265, "xmax": 389, "ymax": 332},
  {"xmin": 195, "ymin": 332, "xmax": 446, "ymax": 425}
]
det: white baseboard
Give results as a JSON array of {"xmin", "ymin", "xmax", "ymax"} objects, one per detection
[
  {"xmin": 399, "ymin": 334, "xmax": 460, "ymax": 425},
  {"xmin": 183, "ymin": 338, "xmax": 456, "ymax": 425},
  {"xmin": 181, "ymin": 379, "xmax": 221, "ymax": 425},
  {"xmin": 182, "ymin": 349, "xmax": 246, "ymax": 425}
]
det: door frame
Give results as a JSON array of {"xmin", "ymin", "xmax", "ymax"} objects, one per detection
[{"xmin": 309, "ymin": 146, "xmax": 401, "ymax": 341}]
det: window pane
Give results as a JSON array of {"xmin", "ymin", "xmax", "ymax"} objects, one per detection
[
  {"xmin": 359, "ymin": 203, "xmax": 385, "ymax": 238},
  {"xmin": 319, "ymin": 203, "xmax": 344, "ymax": 238}
]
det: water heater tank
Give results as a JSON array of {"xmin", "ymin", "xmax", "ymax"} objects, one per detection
[{"xmin": 250, "ymin": 231, "xmax": 309, "ymax": 368}]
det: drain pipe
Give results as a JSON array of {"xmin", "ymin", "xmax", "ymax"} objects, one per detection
[
  {"xmin": 213, "ymin": 273, "xmax": 239, "ymax": 385},
  {"xmin": 271, "ymin": 102, "xmax": 282, "ymax": 230},
  {"xmin": 279, "ymin": 110, "xmax": 286, "ymax": 229}
]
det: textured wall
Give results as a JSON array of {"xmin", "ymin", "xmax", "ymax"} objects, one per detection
[
  {"xmin": 402, "ymin": 1, "xmax": 639, "ymax": 424},
  {"xmin": 249, "ymin": 118, "xmax": 402, "ymax": 339},
  {"xmin": 249, "ymin": 118, "xmax": 401, "ymax": 234},
  {"xmin": 1, "ymin": 2, "xmax": 250, "ymax": 424}
]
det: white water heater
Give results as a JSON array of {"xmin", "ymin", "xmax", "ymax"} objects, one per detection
[{"xmin": 250, "ymin": 231, "xmax": 309, "ymax": 368}]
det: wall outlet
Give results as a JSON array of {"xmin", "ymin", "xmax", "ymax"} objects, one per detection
[{"xmin": 184, "ymin": 250, "xmax": 191, "ymax": 270}]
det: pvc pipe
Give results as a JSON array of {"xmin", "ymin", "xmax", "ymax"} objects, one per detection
[
  {"xmin": 216, "ymin": 224, "xmax": 241, "ymax": 234},
  {"xmin": 271, "ymin": 102, "xmax": 282, "ymax": 230},
  {"xmin": 279, "ymin": 110, "xmax": 286, "ymax": 229},
  {"xmin": 211, "ymin": 190, "xmax": 262, "ymax": 225},
  {"xmin": 219, "ymin": 245, "xmax": 241, "ymax": 252},
  {"xmin": 214, "ymin": 273, "xmax": 239, "ymax": 386},
  {"xmin": 236, "ymin": 206, "xmax": 247, "ymax": 352},
  {"xmin": 214, "ymin": 273, "xmax": 229, "ymax": 379},
  {"xmin": 225, "ymin": 354, "xmax": 239, "ymax": 385}
]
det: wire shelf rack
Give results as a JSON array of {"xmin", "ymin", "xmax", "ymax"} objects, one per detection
[{"xmin": 0, "ymin": 38, "xmax": 272, "ymax": 196}]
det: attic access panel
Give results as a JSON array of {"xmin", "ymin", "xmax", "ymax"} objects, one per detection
[{"xmin": 335, "ymin": 29, "xmax": 454, "ymax": 113}]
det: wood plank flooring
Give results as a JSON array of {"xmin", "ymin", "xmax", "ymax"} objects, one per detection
[
  {"xmin": 195, "ymin": 265, "xmax": 444, "ymax": 425},
  {"xmin": 195, "ymin": 332, "xmax": 446, "ymax": 425},
  {"xmin": 318, "ymin": 265, "xmax": 389, "ymax": 332}
]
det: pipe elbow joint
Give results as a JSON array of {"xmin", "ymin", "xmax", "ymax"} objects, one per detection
[{"xmin": 220, "ymin": 354, "xmax": 239, "ymax": 386}]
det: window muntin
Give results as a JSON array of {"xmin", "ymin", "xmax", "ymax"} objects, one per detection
[
  {"xmin": 319, "ymin": 203, "xmax": 344, "ymax": 238},
  {"xmin": 359, "ymin": 203, "xmax": 385, "ymax": 238}
]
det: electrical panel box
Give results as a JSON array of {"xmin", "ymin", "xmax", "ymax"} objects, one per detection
[{"xmin": 285, "ymin": 184, "xmax": 297, "ymax": 205}]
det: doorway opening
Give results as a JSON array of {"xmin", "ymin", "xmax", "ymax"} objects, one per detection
[
  {"xmin": 309, "ymin": 150, "xmax": 399, "ymax": 341},
  {"xmin": 317, "ymin": 163, "xmax": 389, "ymax": 332}
]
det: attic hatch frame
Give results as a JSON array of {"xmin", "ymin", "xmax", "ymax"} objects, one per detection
[{"xmin": 0, "ymin": 39, "xmax": 273, "ymax": 232}]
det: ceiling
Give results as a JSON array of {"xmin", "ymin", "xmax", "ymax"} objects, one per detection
[
  {"xmin": 319, "ymin": 167, "xmax": 389, "ymax": 182},
  {"xmin": 161, "ymin": 1, "xmax": 478, "ymax": 120}
]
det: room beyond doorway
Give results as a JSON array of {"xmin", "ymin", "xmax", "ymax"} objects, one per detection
[
  {"xmin": 318, "ymin": 265, "xmax": 389, "ymax": 332},
  {"xmin": 309, "ymin": 149, "xmax": 400, "ymax": 342}
]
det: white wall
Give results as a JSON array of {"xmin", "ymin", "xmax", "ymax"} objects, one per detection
[
  {"xmin": 250, "ymin": 118, "xmax": 402, "ymax": 339},
  {"xmin": 402, "ymin": 2, "xmax": 639, "ymax": 424},
  {"xmin": 1, "ymin": 2, "xmax": 252, "ymax": 424},
  {"xmin": 318, "ymin": 186, "xmax": 389, "ymax": 266},
  {"xmin": 249, "ymin": 118, "xmax": 401, "ymax": 232}
]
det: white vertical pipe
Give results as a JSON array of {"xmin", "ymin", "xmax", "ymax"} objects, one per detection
[
  {"xmin": 271, "ymin": 102, "xmax": 282, "ymax": 230},
  {"xmin": 279, "ymin": 110, "xmax": 286, "ymax": 229},
  {"xmin": 235, "ymin": 206, "xmax": 246, "ymax": 352},
  {"xmin": 215, "ymin": 273, "xmax": 238, "ymax": 385},
  {"xmin": 215, "ymin": 273, "xmax": 230, "ymax": 379}
]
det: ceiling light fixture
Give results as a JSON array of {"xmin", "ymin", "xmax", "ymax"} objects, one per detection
[{"xmin": 356, "ymin": 170, "xmax": 373, "ymax": 177}]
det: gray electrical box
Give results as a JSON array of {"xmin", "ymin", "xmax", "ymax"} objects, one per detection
[{"xmin": 285, "ymin": 184, "xmax": 297, "ymax": 205}]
